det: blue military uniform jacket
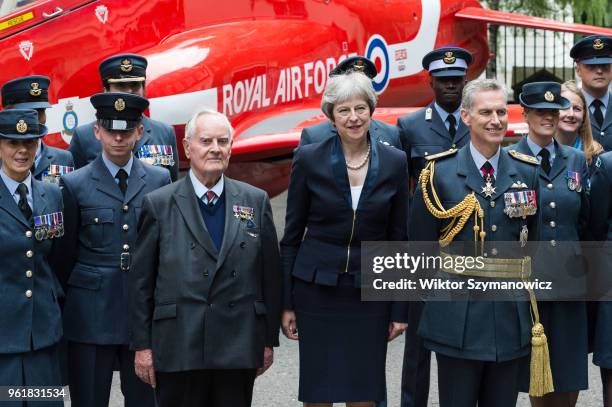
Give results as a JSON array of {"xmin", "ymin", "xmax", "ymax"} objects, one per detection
[
  {"xmin": 69, "ymin": 115, "xmax": 179, "ymax": 181},
  {"xmin": 299, "ymin": 119, "xmax": 402, "ymax": 149},
  {"xmin": 59, "ymin": 156, "xmax": 171, "ymax": 345},
  {"xmin": 397, "ymin": 103, "xmax": 469, "ymax": 182},
  {"xmin": 591, "ymin": 93, "xmax": 612, "ymax": 152},
  {"xmin": 507, "ymin": 138, "xmax": 590, "ymax": 298},
  {"xmin": 411, "ymin": 145, "xmax": 539, "ymax": 361},
  {"xmin": 0, "ymin": 178, "xmax": 63, "ymax": 353},
  {"xmin": 33, "ymin": 142, "xmax": 74, "ymax": 181}
]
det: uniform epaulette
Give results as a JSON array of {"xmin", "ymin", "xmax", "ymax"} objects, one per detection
[
  {"xmin": 425, "ymin": 148, "xmax": 458, "ymax": 161},
  {"xmin": 508, "ymin": 149, "xmax": 539, "ymax": 165}
]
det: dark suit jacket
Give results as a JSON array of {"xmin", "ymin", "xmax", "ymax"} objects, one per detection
[
  {"xmin": 33, "ymin": 142, "xmax": 74, "ymax": 180},
  {"xmin": 69, "ymin": 116, "xmax": 179, "ymax": 181},
  {"xmin": 397, "ymin": 103, "xmax": 469, "ymax": 183},
  {"xmin": 59, "ymin": 156, "xmax": 171, "ymax": 344},
  {"xmin": 411, "ymin": 145, "xmax": 539, "ymax": 361},
  {"xmin": 300, "ymin": 119, "xmax": 402, "ymax": 149},
  {"xmin": 590, "ymin": 93, "xmax": 612, "ymax": 152},
  {"xmin": 589, "ymin": 151, "xmax": 612, "ymax": 241},
  {"xmin": 130, "ymin": 175, "xmax": 281, "ymax": 372},
  {"xmin": 281, "ymin": 135, "xmax": 409, "ymax": 320},
  {"xmin": 0, "ymin": 178, "xmax": 63, "ymax": 353}
]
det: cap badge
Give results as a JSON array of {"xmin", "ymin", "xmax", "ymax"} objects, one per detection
[
  {"xmin": 29, "ymin": 82, "xmax": 42, "ymax": 97},
  {"xmin": 353, "ymin": 59, "xmax": 365, "ymax": 72},
  {"xmin": 544, "ymin": 91, "xmax": 555, "ymax": 102},
  {"xmin": 120, "ymin": 58, "xmax": 133, "ymax": 72},
  {"xmin": 16, "ymin": 119, "xmax": 28, "ymax": 134},
  {"xmin": 114, "ymin": 98, "xmax": 126, "ymax": 111},
  {"xmin": 443, "ymin": 51, "xmax": 456, "ymax": 64},
  {"xmin": 593, "ymin": 38, "xmax": 604, "ymax": 50}
]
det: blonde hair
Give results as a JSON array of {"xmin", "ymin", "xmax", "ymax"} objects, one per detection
[{"xmin": 560, "ymin": 80, "xmax": 603, "ymax": 165}]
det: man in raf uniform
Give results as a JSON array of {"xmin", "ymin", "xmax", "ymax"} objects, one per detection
[
  {"xmin": 570, "ymin": 35, "xmax": 612, "ymax": 151},
  {"xmin": 398, "ymin": 46, "xmax": 472, "ymax": 407},
  {"xmin": 411, "ymin": 79, "xmax": 546, "ymax": 407},
  {"xmin": 0, "ymin": 109, "xmax": 64, "ymax": 405},
  {"xmin": 59, "ymin": 93, "xmax": 171, "ymax": 406},
  {"xmin": 300, "ymin": 56, "xmax": 402, "ymax": 149},
  {"xmin": 2, "ymin": 76, "xmax": 74, "ymax": 183},
  {"xmin": 69, "ymin": 53, "xmax": 179, "ymax": 180}
]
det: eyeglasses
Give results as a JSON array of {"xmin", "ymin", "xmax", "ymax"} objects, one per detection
[{"xmin": 334, "ymin": 105, "xmax": 370, "ymax": 119}]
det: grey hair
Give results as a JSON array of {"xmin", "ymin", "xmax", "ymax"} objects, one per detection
[
  {"xmin": 184, "ymin": 107, "xmax": 234, "ymax": 140},
  {"xmin": 321, "ymin": 71, "xmax": 377, "ymax": 120},
  {"xmin": 461, "ymin": 79, "xmax": 507, "ymax": 112}
]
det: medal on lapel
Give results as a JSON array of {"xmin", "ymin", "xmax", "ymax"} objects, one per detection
[
  {"xmin": 42, "ymin": 164, "xmax": 74, "ymax": 184},
  {"xmin": 481, "ymin": 175, "xmax": 496, "ymax": 198},
  {"xmin": 425, "ymin": 107, "xmax": 432, "ymax": 121},
  {"xmin": 503, "ymin": 190, "xmax": 537, "ymax": 219},
  {"xmin": 566, "ymin": 171, "xmax": 581, "ymax": 192},
  {"xmin": 33, "ymin": 211, "xmax": 64, "ymax": 240},
  {"xmin": 233, "ymin": 205, "xmax": 255, "ymax": 228}
]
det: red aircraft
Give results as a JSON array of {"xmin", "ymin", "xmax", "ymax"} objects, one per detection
[{"xmin": 0, "ymin": 0, "xmax": 610, "ymax": 196}]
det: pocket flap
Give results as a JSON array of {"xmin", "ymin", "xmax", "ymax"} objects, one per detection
[
  {"xmin": 81, "ymin": 208, "xmax": 114, "ymax": 225},
  {"xmin": 253, "ymin": 301, "xmax": 267, "ymax": 315},
  {"xmin": 67, "ymin": 267, "xmax": 102, "ymax": 290},
  {"xmin": 153, "ymin": 304, "xmax": 177, "ymax": 320},
  {"xmin": 313, "ymin": 268, "xmax": 340, "ymax": 286}
]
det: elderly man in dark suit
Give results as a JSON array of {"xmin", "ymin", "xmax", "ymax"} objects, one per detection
[
  {"xmin": 2, "ymin": 75, "xmax": 74, "ymax": 183},
  {"xmin": 300, "ymin": 56, "xmax": 402, "ymax": 149},
  {"xmin": 130, "ymin": 108, "xmax": 281, "ymax": 407},
  {"xmin": 59, "ymin": 93, "xmax": 171, "ymax": 407},
  {"xmin": 69, "ymin": 53, "xmax": 179, "ymax": 180}
]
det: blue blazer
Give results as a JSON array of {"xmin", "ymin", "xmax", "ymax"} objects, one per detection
[
  {"xmin": 69, "ymin": 115, "xmax": 179, "ymax": 181},
  {"xmin": 281, "ymin": 135, "xmax": 409, "ymax": 321},
  {"xmin": 590, "ymin": 93, "xmax": 612, "ymax": 152},
  {"xmin": 0, "ymin": 178, "xmax": 63, "ymax": 353},
  {"xmin": 33, "ymin": 142, "xmax": 74, "ymax": 181},
  {"xmin": 59, "ymin": 156, "xmax": 171, "ymax": 345},
  {"xmin": 411, "ymin": 145, "xmax": 540, "ymax": 361},
  {"xmin": 397, "ymin": 103, "xmax": 470, "ymax": 182},
  {"xmin": 300, "ymin": 119, "xmax": 402, "ymax": 149}
]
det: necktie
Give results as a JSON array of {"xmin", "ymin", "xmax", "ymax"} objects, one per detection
[
  {"xmin": 592, "ymin": 99, "xmax": 604, "ymax": 128},
  {"xmin": 447, "ymin": 114, "xmax": 457, "ymax": 139},
  {"xmin": 115, "ymin": 169, "xmax": 128, "ymax": 195},
  {"xmin": 538, "ymin": 148, "xmax": 551, "ymax": 175},
  {"xmin": 205, "ymin": 190, "xmax": 217, "ymax": 207},
  {"xmin": 480, "ymin": 161, "xmax": 495, "ymax": 184},
  {"xmin": 17, "ymin": 183, "xmax": 32, "ymax": 220}
]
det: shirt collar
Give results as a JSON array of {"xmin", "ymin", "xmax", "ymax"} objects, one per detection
[
  {"xmin": 526, "ymin": 135, "xmax": 556, "ymax": 162},
  {"xmin": 189, "ymin": 170, "xmax": 224, "ymax": 199},
  {"xmin": 469, "ymin": 142, "xmax": 500, "ymax": 176},
  {"xmin": 582, "ymin": 89, "xmax": 609, "ymax": 110},
  {"xmin": 0, "ymin": 166, "xmax": 32, "ymax": 198},
  {"xmin": 434, "ymin": 102, "xmax": 460, "ymax": 125},
  {"xmin": 101, "ymin": 153, "xmax": 133, "ymax": 178}
]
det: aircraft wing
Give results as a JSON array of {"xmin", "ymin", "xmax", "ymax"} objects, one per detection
[{"xmin": 455, "ymin": 7, "xmax": 612, "ymax": 36}]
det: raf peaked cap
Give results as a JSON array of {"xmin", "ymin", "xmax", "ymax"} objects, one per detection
[
  {"xmin": 330, "ymin": 56, "xmax": 377, "ymax": 79},
  {"xmin": 570, "ymin": 35, "xmax": 612, "ymax": 65},
  {"xmin": 99, "ymin": 53, "xmax": 148, "ymax": 83},
  {"xmin": 91, "ymin": 92, "xmax": 149, "ymax": 131},
  {"xmin": 0, "ymin": 109, "xmax": 47, "ymax": 140},
  {"xmin": 519, "ymin": 81, "xmax": 570, "ymax": 110},
  {"xmin": 422, "ymin": 47, "xmax": 473, "ymax": 77},
  {"xmin": 1, "ymin": 75, "xmax": 51, "ymax": 109}
]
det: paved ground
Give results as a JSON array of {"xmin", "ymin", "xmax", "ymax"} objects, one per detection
[{"xmin": 90, "ymin": 191, "xmax": 603, "ymax": 406}]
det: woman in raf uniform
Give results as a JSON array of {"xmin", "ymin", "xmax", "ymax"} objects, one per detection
[
  {"xmin": 280, "ymin": 57, "xmax": 409, "ymax": 407},
  {"xmin": 0, "ymin": 109, "xmax": 64, "ymax": 406},
  {"xmin": 508, "ymin": 81, "xmax": 590, "ymax": 407},
  {"xmin": 556, "ymin": 80, "xmax": 604, "ymax": 173}
]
